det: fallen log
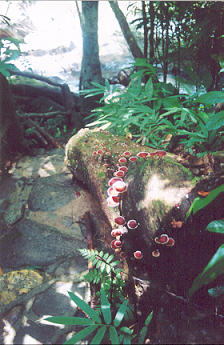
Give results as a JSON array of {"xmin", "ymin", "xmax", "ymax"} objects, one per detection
[
  {"xmin": 28, "ymin": 119, "xmax": 62, "ymax": 149},
  {"xmin": 65, "ymin": 129, "xmax": 224, "ymax": 298}
]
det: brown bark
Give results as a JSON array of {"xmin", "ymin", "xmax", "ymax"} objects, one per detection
[
  {"xmin": 27, "ymin": 119, "xmax": 62, "ymax": 149},
  {"xmin": 109, "ymin": 1, "xmax": 144, "ymax": 59}
]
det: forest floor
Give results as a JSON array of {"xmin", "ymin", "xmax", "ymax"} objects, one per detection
[{"xmin": 0, "ymin": 147, "xmax": 104, "ymax": 344}]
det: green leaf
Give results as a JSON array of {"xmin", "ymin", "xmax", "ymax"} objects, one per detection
[
  {"xmin": 45, "ymin": 316, "xmax": 95, "ymax": 326},
  {"xmin": 206, "ymin": 111, "xmax": 224, "ymax": 131},
  {"xmin": 109, "ymin": 326, "xmax": 119, "ymax": 345},
  {"xmin": 100, "ymin": 289, "xmax": 111, "ymax": 325},
  {"xmin": 138, "ymin": 325, "xmax": 148, "ymax": 344},
  {"xmin": 202, "ymin": 71, "xmax": 213, "ymax": 90},
  {"xmin": 120, "ymin": 326, "xmax": 132, "ymax": 335},
  {"xmin": 196, "ymin": 91, "xmax": 224, "ymax": 105},
  {"xmin": 113, "ymin": 299, "xmax": 128, "ymax": 327},
  {"xmin": 185, "ymin": 185, "xmax": 224, "ymax": 220},
  {"xmin": 145, "ymin": 311, "xmax": 153, "ymax": 326},
  {"xmin": 90, "ymin": 325, "xmax": 107, "ymax": 345},
  {"xmin": 64, "ymin": 325, "xmax": 99, "ymax": 345},
  {"xmin": 123, "ymin": 335, "xmax": 132, "ymax": 344},
  {"xmin": 145, "ymin": 77, "xmax": 153, "ymax": 99},
  {"xmin": 189, "ymin": 244, "xmax": 224, "ymax": 296},
  {"xmin": 68, "ymin": 292, "xmax": 102, "ymax": 324},
  {"xmin": 205, "ymin": 219, "xmax": 224, "ymax": 233}
]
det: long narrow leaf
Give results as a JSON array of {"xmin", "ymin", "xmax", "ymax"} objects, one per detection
[
  {"xmin": 189, "ymin": 244, "xmax": 224, "ymax": 296},
  {"xmin": 185, "ymin": 184, "xmax": 224, "ymax": 220},
  {"xmin": 45, "ymin": 316, "xmax": 95, "ymax": 326},
  {"xmin": 109, "ymin": 326, "xmax": 119, "ymax": 345},
  {"xmin": 64, "ymin": 325, "xmax": 99, "ymax": 345},
  {"xmin": 113, "ymin": 299, "xmax": 129, "ymax": 327},
  {"xmin": 100, "ymin": 290, "xmax": 111, "ymax": 325},
  {"xmin": 68, "ymin": 292, "xmax": 102, "ymax": 324},
  {"xmin": 138, "ymin": 325, "xmax": 148, "ymax": 344},
  {"xmin": 90, "ymin": 325, "xmax": 107, "ymax": 345}
]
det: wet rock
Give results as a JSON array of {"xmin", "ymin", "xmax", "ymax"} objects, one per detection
[
  {"xmin": 3, "ymin": 200, "xmax": 26, "ymax": 227},
  {"xmin": 14, "ymin": 320, "xmax": 55, "ymax": 345},
  {"xmin": 28, "ymin": 173, "xmax": 78, "ymax": 212},
  {"xmin": 0, "ymin": 219, "xmax": 86, "ymax": 269}
]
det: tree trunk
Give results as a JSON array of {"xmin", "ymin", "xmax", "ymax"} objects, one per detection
[
  {"xmin": 109, "ymin": 1, "xmax": 144, "ymax": 59},
  {"xmin": 0, "ymin": 72, "xmax": 28, "ymax": 176},
  {"xmin": 142, "ymin": 1, "xmax": 148, "ymax": 59},
  {"xmin": 149, "ymin": 1, "xmax": 155, "ymax": 60},
  {"xmin": 65, "ymin": 129, "xmax": 224, "ymax": 297},
  {"xmin": 79, "ymin": 1, "xmax": 104, "ymax": 112}
]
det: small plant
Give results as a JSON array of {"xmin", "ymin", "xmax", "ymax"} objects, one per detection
[
  {"xmin": 78, "ymin": 248, "xmax": 126, "ymax": 302},
  {"xmin": 45, "ymin": 289, "xmax": 153, "ymax": 345}
]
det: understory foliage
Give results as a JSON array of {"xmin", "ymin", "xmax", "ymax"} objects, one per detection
[
  {"xmin": 46, "ymin": 249, "xmax": 153, "ymax": 344},
  {"xmin": 82, "ymin": 59, "xmax": 224, "ymax": 156}
]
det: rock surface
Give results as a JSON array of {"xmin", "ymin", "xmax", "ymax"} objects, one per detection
[{"xmin": 0, "ymin": 148, "xmax": 102, "ymax": 344}]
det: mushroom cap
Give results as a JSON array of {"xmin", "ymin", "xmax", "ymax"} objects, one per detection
[
  {"xmin": 118, "ymin": 157, "xmax": 127, "ymax": 163},
  {"xmin": 154, "ymin": 234, "xmax": 169, "ymax": 244},
  {"xmin": 156, "ymin": 150, "xmax": 166, "ymax": 157},
  {"xmin": 137, "ymin": 152, "xmax": 149, "ymax": 158},
  {"xmin": 120, "ymin": 251, "xmax": 127, "ymax": 259},
  {"xmin": 108, "ymin": 177, "xmax": 123, "ymax": 187},
  {"xmin": 129, "ymin": 156, "xmax": 138, "ymax": 162},
  {"xmin": 112, "ymin": 180, "xmax": 127, "ymax": 193},
  {"xmin": 134, "ymin": 251, "xmax": 143, "ymax": 259},
  {"xmin": 114, "ymin": 170, "xmax": 125, "ymax": 177},
  {"xmin": 152, "ymin": 249, "xmax": 160, "ymax": 257},
  {"xmin": 166, "ymin": 237, "xmax": 175, "ymax": 247},
  {"xmin": 107, "ymin": 196, "xmax": 119, "ymax": 207},
  {"xmin": 111, "ymin": 229, "xmax": 123, "ymax": 237},
  {"xmin": 118, "ymin": 166, "xmax": 128, "ymax": 172},
  {"xmin": 114, "ymin": 216, "xmax": 126, "ymax": 225},
  {"xmin": 149, "ymin": 152, "xmax": 156, "ymax": 158},
  {"xmin": 123, "ymin": 151, "xmax": 131, "ymax": 157},
  {"xmin": 127, "ymin": 219, "xmax": 138, "ymax": 229},
  {"xmin": 107, "ymin": 187, "xmax": 119, "ymax": 197},
  {"xmin": 114, "ymin": 240, "xmax": 122, "ymax": 248}
]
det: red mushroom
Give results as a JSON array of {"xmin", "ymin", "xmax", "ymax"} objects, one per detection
[
  {"xmin": 114, "ymin": 240, "xmax": 122, "ymax": 248},
  {"xmin": 107, "ymin": 187, "xmax": 119, "ymax": 197},
  {"xmin": 114, "ymin": 170, "xmax": 125, "ymax": 177},
  {"xmin": 127, "ymin": 219, "xmax": 139, "ymax": 229},
  {"xmin": 129, "ymin": 156, "xmax": 138, "ymax": 162},
  {"xmin": 154, "ymin": 234, "xmax": 169, "ymax": 244},
  {"xmin": 156, "ymin": 150, "xmax": 166, "ymax": 158},
  {"xmin": 120, "ymin": 251, "xmax": 127, "ymax": 259},
  {"xmin": 166, "ymin": 237, "xmax": 175, "ymax": 247},
  {"xmin": 108, "ymin": 177, "xmax": 123, "ymax": 187},
  {"xmin": 149, "ymin": 152, "xmax": 156, "ymax": 158},
  {"xmin": 123, "ymin": 151, "xmax": 131, "ymax": 157},
  {"xmin": 114, "ymin": 216, "xmax": 126, "ymax": 226},
  {"xmin": 98, "ymin": 149, "xmax": 103, "ymax": 154},
  {"xmin": 118, "ymin": 166, "xmax": 128, "ymax": 172},
  {"xmin": 111, "ymin": 229, "xmax": 123, "ymax": 238},
  {"xmin": 134, "ymin": 251, "xmax": 143, "ymax": 259},
  {"xmin": 112, "ymin": 180, "xmax": 127, "ymax": 193},
  {"xmin": 118, "ymin": 157, "xmax": 127, "ymax": 164},
  {"xmin": 152, "ymin": 249, "xmax": 160, "ymax": 257},
  {"xmin": 107, "ymin": 196, "xmax": 119, "ymax": 207},
  {"xmin": 137, "ymin": 152, "xmax": 149, "ymax": 159}
]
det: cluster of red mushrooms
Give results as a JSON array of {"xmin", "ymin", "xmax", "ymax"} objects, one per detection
[{"xmin": 92, "ymin": 133, "xmax": 174, "ymax": 262}]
